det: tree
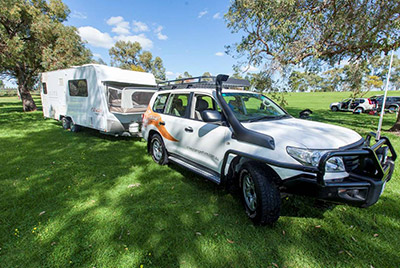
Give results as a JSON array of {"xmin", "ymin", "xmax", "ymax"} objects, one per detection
[
  {"xmin": 226, "ymin": 0, "xmax": 400, "ymax": 67},
  {"xmin": 109, "ymin": 41, "xmax": 166, "ymax": 80},
  {"xmin": 109, "ymin": 41, "xmax": 142, "ymax": 69},
  {"xmin": 246, "ymin": 72, "xmax": 273, "ymax": 92},
  {"xmin": 0, "ymin": 0, "xmax": 92, "ymax": 111},
  {"xmin": 0, "ymin": 80, "xmax": 3, "ymax": 89}
]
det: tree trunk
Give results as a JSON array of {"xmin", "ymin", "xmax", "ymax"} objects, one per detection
[
  {"xmin": 17, "ymin": 77, "xmax": 37, "ymax": 112},
  {"xmin": 389, "ymin": 112, "xmax": 400, "ymax": 132}
]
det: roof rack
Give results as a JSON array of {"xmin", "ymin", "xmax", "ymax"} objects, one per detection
[{"xmin": 157, "ymin": 75, "xmax": 250, "ymax": 90}]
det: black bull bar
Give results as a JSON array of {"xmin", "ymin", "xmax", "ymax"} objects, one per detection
[{"xmin": 221, "ymin": 133, "xmax": 396, "ymax": 207}]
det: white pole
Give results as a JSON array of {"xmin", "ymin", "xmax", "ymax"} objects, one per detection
[{"xmin": 376, "ymin": 50, "xmax": 394, "ymax": 140}]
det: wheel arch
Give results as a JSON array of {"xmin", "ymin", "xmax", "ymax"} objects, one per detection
[
  {"xmin": 225, "ymin": 156, "xmax": 282, "ymax": 191},
  {"xmin": 147, "ymin": 129, "xmax": 161, "ymax": 153}
]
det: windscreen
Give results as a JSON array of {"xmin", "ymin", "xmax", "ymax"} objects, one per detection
[{"xmin": 222, "ymin": 92, "xmax": 288, "ymax": 122}]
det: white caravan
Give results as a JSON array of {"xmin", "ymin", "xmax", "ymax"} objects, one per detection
[{"xmin": 40, "ymin": 64, "xmax": 157, "ymax": 136}]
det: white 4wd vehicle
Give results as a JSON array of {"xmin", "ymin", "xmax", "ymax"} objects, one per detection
[
  {"xmin": 330, "ymin": 98, "xmax": 375, "ymax": 113},
  {"xmin": 142, "ymin": 75, "xmax": 396, "ymax": 225}
]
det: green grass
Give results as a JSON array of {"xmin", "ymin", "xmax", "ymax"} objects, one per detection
[{"xmin": 0, "ymin": 92, "xmax": 399, "ymax": 268}]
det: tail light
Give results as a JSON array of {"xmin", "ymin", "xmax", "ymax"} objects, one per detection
[{"xmin": 368, "ymin": 98, "xmax": 372, "ymax": 104}]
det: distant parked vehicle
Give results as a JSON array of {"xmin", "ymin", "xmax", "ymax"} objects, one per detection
[
  {"xmin": 330, "ymin": 98, "xmax": 374, "ymax": 113},
  {"xmin": 370, "ymin": 95, "xmax": 400, "ymax": 113}
]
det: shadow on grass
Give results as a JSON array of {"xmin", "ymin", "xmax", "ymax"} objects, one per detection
[{"xmin": 1, "ymin": 101, "xmax": 400, "ymax": 267}]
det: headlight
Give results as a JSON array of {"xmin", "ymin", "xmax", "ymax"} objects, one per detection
[{"xmin": 286, "ymin": 147, "xmax": 345, "ymax": 172}]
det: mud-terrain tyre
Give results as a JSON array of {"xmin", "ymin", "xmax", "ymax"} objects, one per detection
[
  {"xmin": 331, "ymin": 106, "xmax": 338, "ymax": 112},
  {"xmin": 239, "ymin": 162, "xmax": 281, "ymax": 225},
  {"xmin": 150, "ymin": 133, "xmax": 168, "ymax": 165},
  {"xmin": 62, "ymin": 117, "xmax": 71, "ymax": 130}
]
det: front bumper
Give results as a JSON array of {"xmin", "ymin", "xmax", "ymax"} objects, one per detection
[{"xmin": 281, "ymin": 133, "xmax": 396, "ymax": 207}]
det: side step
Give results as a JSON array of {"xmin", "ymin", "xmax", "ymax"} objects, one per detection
[{"xmin": 168, "ymin": 156, "xmax": 221, "ymax": 185}]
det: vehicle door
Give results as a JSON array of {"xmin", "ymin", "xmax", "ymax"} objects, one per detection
[
  {"xmin": 159, "ymin": 92, "xmax": 193, "ymax": 155},
  {"xmin": 179, "ymin": 93, "xmax": 230, "ymax": 173},
  {"xmin": 341, "ymin": 98, "xmax": 351, "ymax": 110}
]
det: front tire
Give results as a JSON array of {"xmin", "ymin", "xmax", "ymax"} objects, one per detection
[
  {"xmin": 331, "ymin": 106, "xmax": 338, "ymax": 112},
  {"xmin": 239, "ymin": 163, "xmax": 281, "ymax": 225},
  {"xmin": 149, "ymin": 134, "xmax": 168, "ymax": 165}
]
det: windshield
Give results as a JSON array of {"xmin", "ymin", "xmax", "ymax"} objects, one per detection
[{"xmin": 222, "ymin": 92, "xmax": 288, "ymax": 122}]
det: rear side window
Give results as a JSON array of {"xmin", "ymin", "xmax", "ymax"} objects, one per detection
[
  {"xmin": 152, "ymin": 93, "xmax": 169, "ymax": 113},
  {"xmin": 42, "ymin": 83, "xmax": 47, "ymax": 94},
  {"xmin": 165, "ymin": 94, "xmax": 190, "ymax": 117},
  {"xmin": 68, "ymin": 79, "xmax": 88, "ymax": 97},
  {"xmin": 359, "ymin": 99, "xmax": 365, "ymax": 103}
]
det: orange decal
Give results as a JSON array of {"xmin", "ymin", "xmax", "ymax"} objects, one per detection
[{"xmin": 143, "ymin": 106, "xmax": 178, "ymax": 142}]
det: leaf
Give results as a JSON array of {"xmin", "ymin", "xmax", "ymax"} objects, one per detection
[
  {"xmin": 373, "ymin": 233, "xmax": 379, "ymax": 237},
  {"xmin": 39, "ymin": 211, "xmax": 46, "ymax": 216},
  {"xmin": 128, "ymin": 183, "xmax": 141, "ymax": 188},
  {"xmin": 227, "ymin": 239, "xmax": 234, "ymax": 244},
  {"xmin": 272, "ymin": 263, "xmax": 279, "ymax": 268},
  {"xmin": 195, "ymin": 232, "xmax": 202, "ymax": 236},
  {"xmin": 315, "ymin": 225, "xmax": 321, "ymax": 228}
]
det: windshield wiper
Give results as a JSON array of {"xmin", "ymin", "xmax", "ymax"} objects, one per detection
[{"xmin": 248, "ymin": 114, "xmax": 289, "ymax": 122}]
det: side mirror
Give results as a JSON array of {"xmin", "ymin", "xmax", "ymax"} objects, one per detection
[{"xmin": 201, "ymin": 110, "xmax": 222, "ymax": 123}]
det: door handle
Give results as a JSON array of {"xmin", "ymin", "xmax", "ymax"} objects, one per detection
[
  {"xmin": 184, "ymin": 126, "xmax": 193, "ymax": 133},
  {"xmin": 159, "ymin": 121, "xmax": 165, "ymax": 126}
]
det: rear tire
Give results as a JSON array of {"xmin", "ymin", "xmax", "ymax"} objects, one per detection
[
  {"xmin": 388, "ymin": 105, "xmax": 398, "ymax": 113},
  {"xmin": 239, "ymin": 163, "xmax": 281, "ymax": 225},
  {"xmin": 354, "ymin": 107, "xmax": 364, "ymax": 113},
  {"xmin": 62, "ymin": 117, "xmax": 71, "ymax": 130},
  {"xmin": 331, "ymin": 106, "xmax": 338, "ymax": 112},
  {"xmin": 150, "ymin": 133, "xmax": 168, "ymax": 165},
  {"xmin": 70, "ymin": 121, "xmax": 81, "ymax": 132}
]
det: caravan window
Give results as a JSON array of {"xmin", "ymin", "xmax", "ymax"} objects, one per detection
[
  {"xmin": 68, "ymin": 79, "xmax": 88, "ymax": 97},
  {"xmin": 132, "ymin": 91, "xmax": 154, "ymax": 106},
  {"xmin": 42, "ymin": 83, "xmax": 47, "ymax": 94}
]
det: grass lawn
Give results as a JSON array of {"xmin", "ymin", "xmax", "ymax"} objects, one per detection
[{"xmin": 0, "ymin": 91, "xmax": 399, "ymax": 267}]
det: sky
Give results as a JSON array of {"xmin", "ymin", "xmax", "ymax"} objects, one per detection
[
  {"xmin": 65, "ymin": 0, "xmax": 254, "ymax": 79},
  {"xmin": 3, "ymin": 0, "xmax": 256, "ymax": 87}
]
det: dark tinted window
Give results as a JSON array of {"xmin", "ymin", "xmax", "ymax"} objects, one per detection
[
  {"xmin": 165, "ymin": 94, "xmax": 190, "ymax": 117},
  {"xmin": 42, "ymin": 83, "xmax": 47, "ymax": 94},
  {"xmin": 68, "ymin": 79, "xmax": 88, "ymax": 97},
  {"xmin": 152, "ymin": 94, "xmax": 169, "ymax": 113}
]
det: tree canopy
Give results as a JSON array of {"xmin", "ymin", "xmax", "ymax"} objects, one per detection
[
  {"xmin": 0, "ymin": 0, "xmax": 92, "ymax": 111},
  {"xmin": 226, "ymin": 0, "xmax": 400, "ymax": 67},
  {"xmin": 109, "ymin": 41, "xmax": 166, "ymax": 80}
]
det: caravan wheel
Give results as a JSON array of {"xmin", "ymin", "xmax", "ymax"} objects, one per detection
[
  {"xmin": 62, "ymin": 117, "xmax": 71, "ymax": 130},
  {"xmin": 70, "ymin": 121, "xmax": 81, "ymax": 132}
]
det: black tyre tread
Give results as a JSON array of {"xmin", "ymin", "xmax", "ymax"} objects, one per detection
[
  {"xmin": 331, "ymin": 106, "xmax": 338, "ymax": 111},
  {"xmin": 241, "ymin": 162, "xmax": 281, "ymax": 225},
  {"xmin": 150, "ymin": 133, "xmax": 168, "ymax": 165}
]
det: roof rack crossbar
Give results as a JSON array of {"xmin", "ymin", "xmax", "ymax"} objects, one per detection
[{"xmin": 157, "ymin": 76, "xmax": 250, "ymax": 90}]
